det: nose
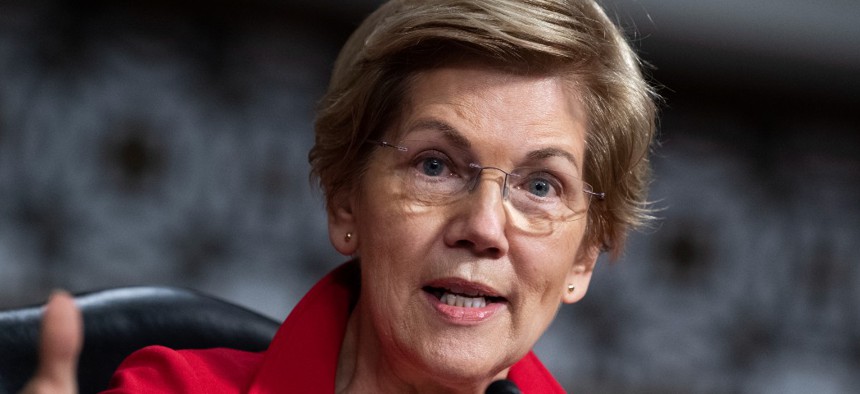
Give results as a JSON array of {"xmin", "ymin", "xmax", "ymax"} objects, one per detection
[{"xmin": 443, "ymin": 170, "xmax": 510, "ymax": 258}]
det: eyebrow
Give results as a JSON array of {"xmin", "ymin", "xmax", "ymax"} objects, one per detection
[
  {"xmin": 405, "ymin": 119, "xmax": 472, "ymax": 149},
  {"xmin": 406, "ymin": 117, "xmax": 579, "ymax": 169},
  {"xmin": 526, "ymin": 148, "xmax": 579, "ymax": 170}
]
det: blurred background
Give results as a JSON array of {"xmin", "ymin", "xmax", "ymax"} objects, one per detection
[{"xmin": 1, "ymin": 0, "xmax": 858, "ymax": 392}]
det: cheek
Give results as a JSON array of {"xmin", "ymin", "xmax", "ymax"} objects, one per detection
[
  {"xmin": 513, "ymin": 223, "xmax": 587, "ymax": 302},
  {"xmin": 356, "ymin": 167, "xmax": 455, "ymax": 246},
  {"xmin": 353, "ymin": 176, "xmax": 448, "ymax": 278},
  {"xmin": 357, "ymin": 200, "xmax": 440, "ymax": 259}
]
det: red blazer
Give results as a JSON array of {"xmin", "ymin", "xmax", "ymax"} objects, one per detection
[{"xmin": 103, "ymin": 263, "xmax": 566, "ymax": 393}]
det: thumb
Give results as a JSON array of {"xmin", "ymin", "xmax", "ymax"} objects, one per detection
[{"xmin": 20, "ymin": 290, "xmax": 83, "ymax": 394}]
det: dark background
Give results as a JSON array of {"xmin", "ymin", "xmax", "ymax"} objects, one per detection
[{"xmin": 1, "ymin": 0, "xmax": 858, "ymax": 392}]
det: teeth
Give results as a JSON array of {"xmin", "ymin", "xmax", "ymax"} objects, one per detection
[{"xmin": 440, "ymin": 292, "xmax": 487, "ymax": 308}]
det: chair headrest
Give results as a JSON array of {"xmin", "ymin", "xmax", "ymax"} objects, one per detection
[{"xmin": 0, "ymin": 287, "xmax": 280, "ymax": 394}]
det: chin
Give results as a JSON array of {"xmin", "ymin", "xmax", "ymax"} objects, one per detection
[{"xmin": 405, "ymin": 333, "xmax": 514, "ymax": 386}]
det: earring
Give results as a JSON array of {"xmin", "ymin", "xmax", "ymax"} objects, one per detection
[
  {"xmin": 344, "ymin": 232, "xmax": 353, "ymax": 243},
  {"xmin": 567, "ymin": 284, "xmax": 575, "ymax": 294}
]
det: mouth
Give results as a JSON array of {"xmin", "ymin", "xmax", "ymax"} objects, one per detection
[{"xmin": 422, "ymin": 281, "xmax": 507, "ymax": 309}]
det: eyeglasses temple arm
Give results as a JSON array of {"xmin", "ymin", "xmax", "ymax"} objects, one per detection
[{"xmin": 585, "ymin": 190, "xmax": 606, "ymax": 201}]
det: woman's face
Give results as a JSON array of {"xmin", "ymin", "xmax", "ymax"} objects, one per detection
[{"xmin": 330, "ymin": 64, "xmax": 599, "ymax": 388}]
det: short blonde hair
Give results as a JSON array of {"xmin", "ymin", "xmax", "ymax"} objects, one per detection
[{"xmin": 309, "ymin": 0, "xmax": 658, "ymax": 258}]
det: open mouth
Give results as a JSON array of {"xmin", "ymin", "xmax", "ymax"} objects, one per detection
[{"xmin": 423, "ymin": 286, "xmax": 506, "ymax": 308}]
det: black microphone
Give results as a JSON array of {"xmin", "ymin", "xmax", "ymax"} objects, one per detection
[{"xmin": 485, "ymin": 379, "xmax": 522, "ymax": 394}]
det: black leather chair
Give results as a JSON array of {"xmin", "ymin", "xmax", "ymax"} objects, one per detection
[{"xmin": 0, "ymin": 287, "xmax": 280, "ymax": 394}]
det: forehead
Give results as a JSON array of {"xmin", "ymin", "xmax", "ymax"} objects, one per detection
[{"xmin": 394, "ymin": 65, "xmax": 589, "ymax": 163}]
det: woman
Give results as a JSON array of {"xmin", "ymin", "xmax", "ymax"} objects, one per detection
[{"xmin": 24, "ymin": 0, "xmax": 656, "ymax": 392}]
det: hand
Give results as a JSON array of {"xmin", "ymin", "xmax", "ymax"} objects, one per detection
[{"xmin": 19, "ymin": 291, "xmax": 83, "ymax": 394}]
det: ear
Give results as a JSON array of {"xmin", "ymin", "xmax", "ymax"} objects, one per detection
[
  {"xmin": 562, "ymin": 244, "xmax": 600, "ymax": 304},
  {"xmin": 328, "ymin": 193, "xmax": 359, "ymax": 256}
]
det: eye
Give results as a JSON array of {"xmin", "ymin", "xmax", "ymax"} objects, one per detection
[
  {"xmin": 421, "ymin": 157, "xmax": 447, "ymax": 176},
  {"xmin": 527, "ymin": 178, "xmax": 553, "ymax": 197},
  {"xmin": 517, "ymin": 171, "xmax": 561, "ymax": 199},
  {"xmin": 411, "ymin": 149, "xmax": 460, "ymax": 179}
]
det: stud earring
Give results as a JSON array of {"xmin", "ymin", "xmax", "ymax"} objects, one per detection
[
  {"xmin": 567, "ymin": 284, "xmax": 575, "ymax": 294},
  {"xmin": 344, "ymin": 232, "xmax": 353, "ymax": 243}
]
